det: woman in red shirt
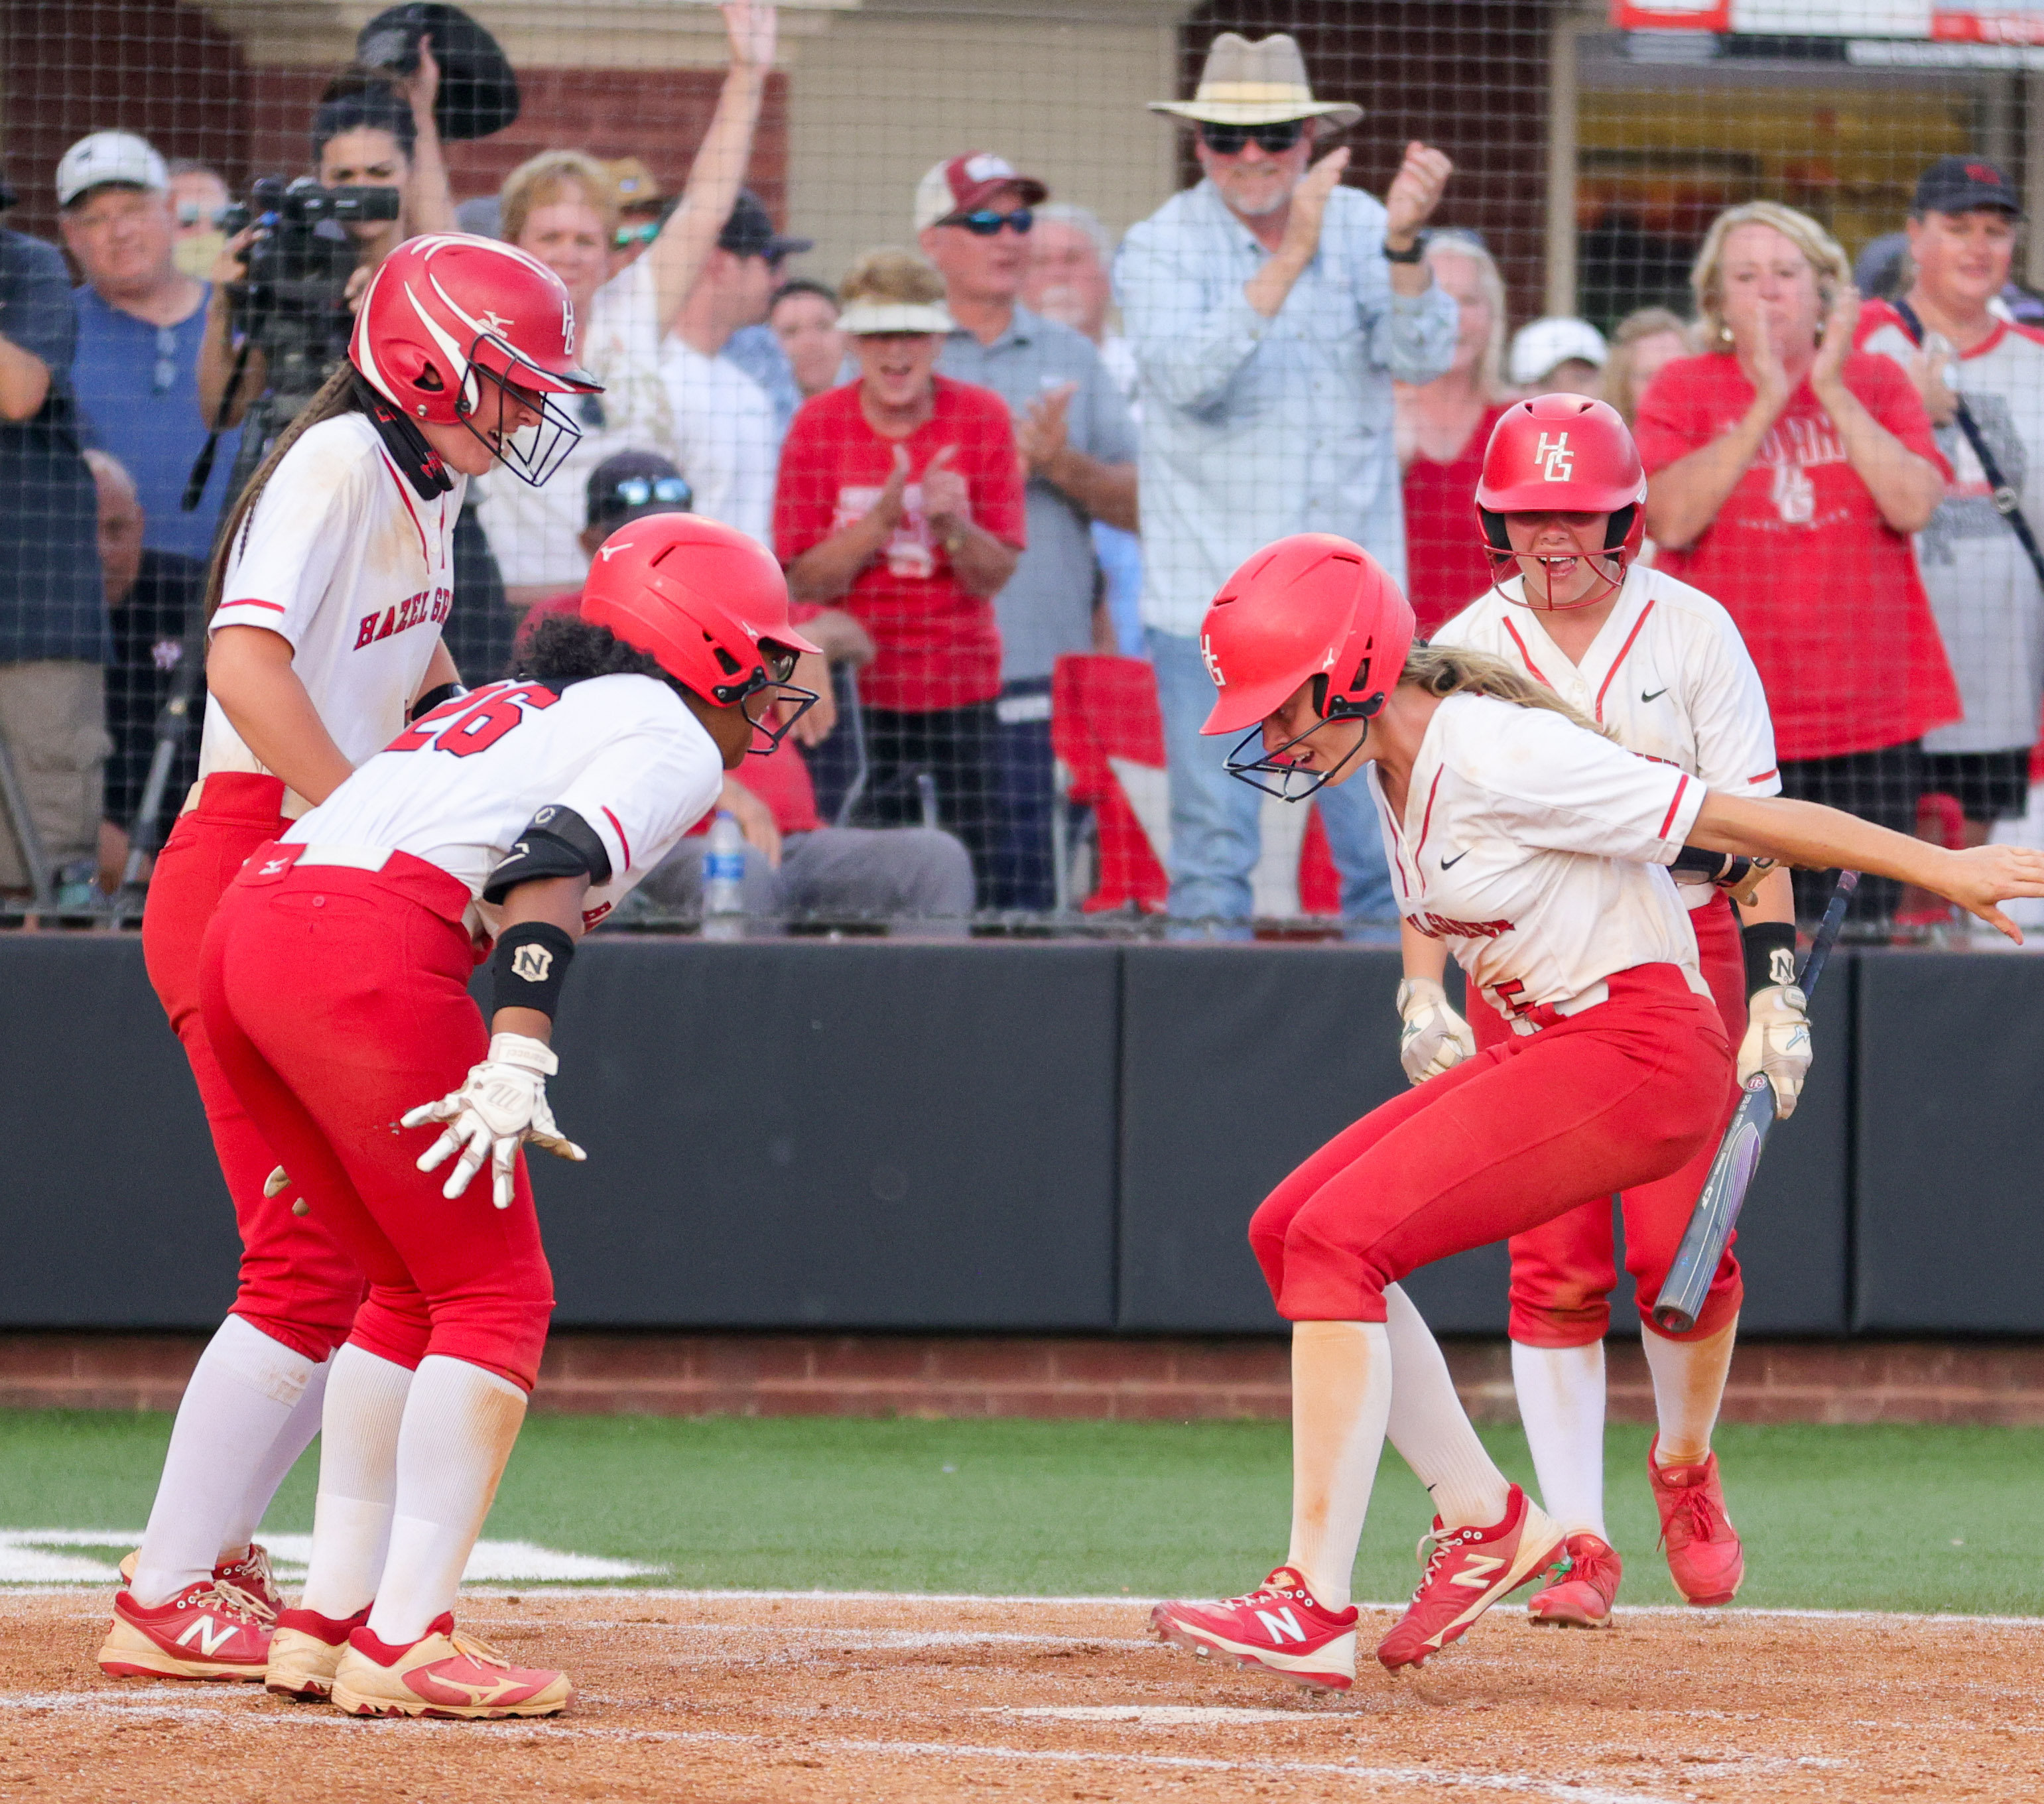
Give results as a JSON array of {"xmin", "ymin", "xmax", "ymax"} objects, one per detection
[
  {"xmin": 1395, "ymin": 230, "xmax": 1513, "ymax": 636},
  {"xmin": 773, "ymin": 249, "xmax": 1025, "ymax": 899},
  {"xmin": 1636, "ymin": 200, "xmax": 1954, "ymax": 926}
]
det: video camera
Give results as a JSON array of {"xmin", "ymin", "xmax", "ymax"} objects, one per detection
[{"xmin": 220, "ymin": 176, "xmax": 401, "ymax": 396}]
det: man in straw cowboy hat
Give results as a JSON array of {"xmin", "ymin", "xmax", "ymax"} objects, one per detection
[{"xmin": 1116, "ymin": 32, "xmax": 1455, "ymax": 932}]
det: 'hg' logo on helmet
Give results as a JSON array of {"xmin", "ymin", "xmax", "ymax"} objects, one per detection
[
  {"xmin": 1535, "ymin": 431, "xmax": 1572, "ymax": 480},
  {"xmin": 1200, "ymin": 633, "xmax": 1226, "ymax": 687}
]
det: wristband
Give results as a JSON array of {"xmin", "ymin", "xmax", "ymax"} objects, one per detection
[
  {"xmin": 409, "ymin": 681, "xmax": 467, "ymax": 723},
  {"xmin": 490, "ymin": 921, "xmax": 576, "ymax": 1021},
  {"xmin": 1742, "ymin": 921, "xmax": 1799, "ymax": 999},
  {"xmin": 1382, "ymin": 237, "xmax": 1425, "ymax": 264}
]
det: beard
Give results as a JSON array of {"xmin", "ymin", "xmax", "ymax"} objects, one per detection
[{"xmin": 1220, "ymin": 171, "xmax": 1295, "ymax": 218}]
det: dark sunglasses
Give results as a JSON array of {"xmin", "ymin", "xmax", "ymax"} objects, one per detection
[
  {"xmin": 945, "ymin": 208, "xmax": 1034, "ymax": 237},
  {"xmin": 1199, "ymin": 119, "xmax": 1307, "ymax": 157},
  {"xmin": 606, "ymin": 475, "xmax": 692, "ymax": 511}
]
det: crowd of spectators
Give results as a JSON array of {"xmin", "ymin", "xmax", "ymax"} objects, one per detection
[{"xmin": 2, "ymin": 6, "xmax": 2041, "ymax": 935}]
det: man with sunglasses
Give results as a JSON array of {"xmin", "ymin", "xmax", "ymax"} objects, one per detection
[
  {"xmin": 917, "ymin": 151, "xmax": 1139, "ymax": 911},
  {"xmin": 1116, "ymin": 32, "xmax": 1455, "ymax": 934}
]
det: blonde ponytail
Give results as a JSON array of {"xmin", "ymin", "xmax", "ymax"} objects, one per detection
[{"xmin": 1399, "ymin": 643, "xmax": 1610, "ymax": 740}]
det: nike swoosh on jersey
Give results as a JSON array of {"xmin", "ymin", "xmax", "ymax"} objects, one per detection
[
  {"xmin": 1439, "ymin": 849, "xmax": 1470, "ymax": 869},
  {"xmin": 1641, "ymin": 687, "xmax": 1669, "ymax": 702}
]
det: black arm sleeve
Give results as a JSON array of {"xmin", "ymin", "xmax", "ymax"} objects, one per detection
[{"xmin": 481, "ymin": 805, "xmax": 615, "ymax": 904}]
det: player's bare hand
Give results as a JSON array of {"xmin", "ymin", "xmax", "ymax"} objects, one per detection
[
  {"xmin": 723, "ymin": 0, "xmax": 777, "ymax": 70},
  {"xmin": 1383, "ymin": 141, "xmax": 1452, "ymax": 246},
  {"xmin": 1738, "ymin": 983, "xmax": 1812, "ymax": 1119},
  {"xmin": 720, "ymin": 777, "xmax": 783, "ymax": 868},
  {"xmin": 1395, "ymin": 976, "xmax": 1475, "ymax": 1086},
  {"xmin": 1931, "ymin": 842, "xmax": 2044, "ymax": 942},
  {"xmin": 401, "ymin": 1032, "xmax": 585, "ymax": 1210},
  {"xmin": 923, "ymin": 444, "xmax": 971, "ymax": 527},
  {"xmin": 1279, "ymin": 148, "xmax": 1349, "ymax": 266}
]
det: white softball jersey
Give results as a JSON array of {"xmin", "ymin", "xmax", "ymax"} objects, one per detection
[
  {"xmin": 202, "ymin": 413, "xmax": 465, "ymax": 800},
  {"xmin": 1370, "ymin": 692, "xmax": 1709, "ymax": 1029},
  {"xmin": 283, "ymin": 671, "xmax": 724, "ymax": 938},
  {"xmin": 1432, "ymin": 563, "xmax": 1781, "ymax": 910}
]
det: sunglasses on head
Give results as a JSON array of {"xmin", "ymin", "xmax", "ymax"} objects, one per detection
[
  {"xmin": 607, "ymin": 475, "xmax": 692, "ymax": 512},
  {"xmin": 944, "ymin": 208, "xmax": 1034, "ymax": 237},
  {"xmin": 1199, "ymin": 119, "xmax": 1308, "ymax": 157}
]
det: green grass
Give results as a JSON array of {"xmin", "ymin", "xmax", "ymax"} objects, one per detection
[{"xmin": 2, "ymin": 1410, "xmax": 2039, "ymax": 1616}]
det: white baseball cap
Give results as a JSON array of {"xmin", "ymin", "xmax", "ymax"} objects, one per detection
[
  {"xmin": 1509, "ymin": 316, "xmax": 1609, "ymax": 388},
  {"xmin": 57, "ymin": 131, "xmax": 168, "ymax": 208}
]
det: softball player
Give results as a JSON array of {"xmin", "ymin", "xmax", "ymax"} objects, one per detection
[
  {"xmin": 101, "ymin": 236, "xmax": 602, "ymax": 1685},
  {"xmin": 207, "ymin": 514, "xmax": 815, "ymax": 1718},
  {"xmin": 1397, "ymin": 395, "xmax": 1807, "ymax": 1626},
  {"xmin": 1151, "ymin": 532, "xmax": 2044, "ymax": 1691}
]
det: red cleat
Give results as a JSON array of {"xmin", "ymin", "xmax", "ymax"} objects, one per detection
[
  {"xmin": 1526, "ymin": 1532, "xmax": 1622, "ymax": 1628},
  {"xmin": 1377, "ymin": 1485, "xmax": 1565, "ymax": 1672},
  {"xmin": 97, "ymin": 1581, "xmax": 274, "ymax": 1682},
  {"xmin": 117, "ymin": 1543, "xmax": 283, "ymax": 1619},
  {"xmin": 1649, "ymin": 1439, "xmax": 1744, "ymax": 1606},
  {"xmin": 267, "ymin": 1604, "xmax": 371, "ymax": 1701},
  {"xmin": 331, "ymin": 1613, "xmax": 574, "ymax": 1719},
  {"xmin": 1150, "ymin": 1567, "xmax": 1358, "ymax": 1691}
]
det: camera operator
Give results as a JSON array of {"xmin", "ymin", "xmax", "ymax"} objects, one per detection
[{"xmin": 196, "ymin": 37, "xmax": 456, "ymax": 445}]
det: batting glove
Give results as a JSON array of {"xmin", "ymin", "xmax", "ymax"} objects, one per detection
[
  {"xmin": 1396, "ymin": 977, "xmax": 1476, "ymax": 1086},
  {"xmin": 1738, "ymin": 983, "xmax": 1813, "ymax": 1120},
  {"xmin": 401, "ymin": 1032, "xmax": 586, "ymax": 1210}
]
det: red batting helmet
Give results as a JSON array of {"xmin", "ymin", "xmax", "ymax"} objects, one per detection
[
  {"xmin": 350, "ymin": 233, "xmax": 602, "ymax": 486},
  {"xmin": 1199, "ymin": 535, "xmax": 1414, "ymax": 736},
  {"xmin": 580, "ymin": 514, "xmax": 822, "ymax": 741},
  {"xmin": 1474, "ymin": 395, "xmax": 1646, "ymax": 606}
]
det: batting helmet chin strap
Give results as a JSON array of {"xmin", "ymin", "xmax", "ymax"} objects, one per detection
[
  {"xmin": 1479, "ymin": 505, "xmax": 1635, "ymax": 613},
  {"xmin": 351, "ymin": 371, "xmax": 456, "ymax": 501}
]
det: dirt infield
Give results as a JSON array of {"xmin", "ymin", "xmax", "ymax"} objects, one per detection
[{"xmin": 0, "ymin": 1588, "xmax": 2035, "ymax": 1802}]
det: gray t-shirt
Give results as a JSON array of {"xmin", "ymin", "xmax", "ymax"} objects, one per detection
[{"xmin": 936, "ymin": 306, "xmax": 1138, "ymax": 684}]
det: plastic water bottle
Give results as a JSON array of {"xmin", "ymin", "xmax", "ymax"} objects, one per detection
[{"xmin": 702, "ymin": 810, "xmax": 746, "ymax": 941}]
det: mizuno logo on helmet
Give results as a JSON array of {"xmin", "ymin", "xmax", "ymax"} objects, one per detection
[
  {"xmin": 1535, "ymin": 432, "xmax": 1572, "ymax": 480},
  {"xmin": 597, "ymin": 541, "xmax": 633, "ymax": 561},
  {"xmin": 476, "ymin": 308, "xmax": 515, "ymax": 336}
]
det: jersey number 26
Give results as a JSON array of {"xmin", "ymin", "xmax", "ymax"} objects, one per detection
[{"xmin": 385, "ymin": 680, "xmax": 558, "ymax": 759}]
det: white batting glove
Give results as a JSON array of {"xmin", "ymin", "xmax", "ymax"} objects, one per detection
[
  {"xmin": 401, "ymin": 1033, "xmax": 586, "ymax": 1210},
  {"xmin": 1738, "ymin": 984, "xmax": 1813, "ymax": 1121},
  {"xmin": 1396, "ymin": 977, "xmax": 1476, "ymax": 1086}
]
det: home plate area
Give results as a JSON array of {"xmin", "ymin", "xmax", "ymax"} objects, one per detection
[{"xmin": 0, "ymin": 1591, "xmax": 2039, "ymax": 1801}]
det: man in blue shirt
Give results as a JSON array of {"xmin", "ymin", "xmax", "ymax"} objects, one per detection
[
  {"xmin": 58, "ymin": 131, "xmax": 239, "ymax": 569},
  {"xmin": 1116, "ymin": 34, "xmax": 1456, "ymax": 933},
  {"xmin": 922, "ymin": 152, "xmax": 1140, "ymax": 911},
  {"xmin": 0, "ymin": 169, "xmax": 109, "ymax": 899}
]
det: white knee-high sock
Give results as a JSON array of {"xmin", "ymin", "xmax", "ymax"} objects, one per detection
[
  {"xmin": 1643, "ymin": 1316, "xmax": 1738, "ymax": 1464},
  {"xmin": 131, "ymin": 1317, "xmax": 317, "ymax": 1608},
  {"xmin": 365, "ymin": 1357, "xmax": 528, "ymax": 1646},
  {"xmin": 1283, "ymin": 1322, "xmax": 1391, "ymax": 1612},
  {"xmin": 1510, "ymin": 1340, "xmax": 1608, "ymax": 1540},
  {"xmin": 298, "ymin": 1345, "xmax": 414, "ymax": 1621},
  {"xmin": 1383, "ymin": 1284, "xmax": 1513, "ymax": 1530},
  {"xmin": 218, "ymin": 1354, "xmax": 332, "ymax": 1559}
]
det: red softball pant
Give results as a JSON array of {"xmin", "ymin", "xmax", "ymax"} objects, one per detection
[
  {"xmin": 1251, "ymin": 964, "xmax": 1730, "ymax": 1323},
  {"xmin": 1477, "ymin": 895, "xmax": 1747, "ymax": 1346},
  {"xmin": 141, "ymin": 775, "xmax": 365, "ymax": 1364},
  {"xmin": 198, "ymin": 846, "xmax": 554, "ymax": 1390}
]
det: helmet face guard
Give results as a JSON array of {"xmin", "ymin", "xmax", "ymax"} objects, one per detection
[
  {"xmin": 734, "ymin": 643, "xmax": 818, "ymax": 755},
  {"xmin": 458, "ymin": 332, "xmax": 588, "ymax": 489},
  {"xmin": 1478, "ymin": 507, "xmax": 1637, "ymax": 612},
  {"xmin": 1220, "ymin": 685, "xmax": 1385, "ymax": 802}
]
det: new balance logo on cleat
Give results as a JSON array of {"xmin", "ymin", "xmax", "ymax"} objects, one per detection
[
  {"xmin": 1151, "ymin": 1567, "xmax": 1359, "ymax": 1692},
  {"xmin": 1377, "ymin": 1487, "xmax": 1565, "ymax": 1673},
  {"xmin": 173, "ymin": 1614, "xmax": 242, "ymax": 1657},
  {"xmin": 1251, "ymin": 1606, "xmax": 1307, "ymax": 1644},
  {"xmin": 1448, "ymin": 1553, "xmax": 1504, "ymax": 1590}
]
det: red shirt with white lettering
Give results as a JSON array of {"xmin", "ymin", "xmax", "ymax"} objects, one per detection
[
  {"xmin": 1633, "ymin": 350, "xmax": 1958, "ymax": 761},
  {"xmin": 773, "ymin": 376, "xmax": 1026, "ymax": 714}
]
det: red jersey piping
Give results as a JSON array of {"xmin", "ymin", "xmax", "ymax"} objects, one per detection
[
  {"xmin": 1413, "ymin": 766, "xmax": 1447, "ymax": 866},
  {"xmin": 221, "ymin": 598, "xmax": 287, "ymax": 613},
  {"xmin": 1592, "ymin": 599, "xmax": 1657, "ymax": 722},
  {"xmin": 1657, "ymin": 772, "xmax": 1692, "ymax": 842},
  {"xmin": 1748, "ymin": 767, "xmax": 1778, "ymax": 785},
  {"xmin": 377, "ymin": 451, "xmax": 432, "ymax": 564},
  {"xmin": 1500, "ymin": 617, "xmax": 1553, "ymax": 688},
  {"xmin": 601, "ymin": 806, "xmax": 632, "ymax": 872}
]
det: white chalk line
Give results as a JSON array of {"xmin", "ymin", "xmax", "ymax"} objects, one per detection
[{"xmin": 0, "ymin": 1692, "xmax": 1684, "ymax": 1802}]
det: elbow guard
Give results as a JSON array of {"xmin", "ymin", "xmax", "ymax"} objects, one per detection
[{"xmin": 482, "ymin": 805, "xmax": 613, "ymax": 905}]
